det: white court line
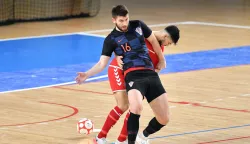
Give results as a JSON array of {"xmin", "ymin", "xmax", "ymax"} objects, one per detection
[
  {"xmin": 77, "ymin": 32, "xmax": 105, "ymax": 38},
  {"xmin": 55, "ymin": 119, "xmax": 68, "ymax": 123},
  {"xmin": 0, "ymin": 21, "xmax": 187, "ymax": 41},
  {"xmin": 0, "ymin": 75, "xmax": 108, "ymax": 94},
  {"xmin": 186, "ymin": 21, "xmax": 250, "ymax": 29},
  {"xmin": 242, "ymin": 94, "xmax": 250, "ymax": 96},
  {"xmin": 17, "ymin": 125, "xmax": 27, "ymax": 128},
  {"xmin": 0, "ymin": 32, "xmax": 80, "ymax": 42},
  {"xmin": 38, "ymin": 122, "xmax": 48, "ymax": 125},
  {"xmin": 170, "ymin": 106, "xmax": 177, "ymax": 108},
  {"xmin": 79, "ymin": 21, "xmax": 250, "ymax": 34},
  {"xmin": 79, "ymin": 21, "xmax": 192, "ymax": 34},
  {"xmin": 0, "ymin": 21, "xmax": 250, "ymax": 94},
  {"xmin": 78, "ymin": 21, "xmax": 250, "ymax": 34},
  {"xmin": 0, "ymin": 128, "xmax": 8, "ymax": 130},
  {"xmin": 199, "ymin": 101, "xmax": 207, "ymax": 104},
  {"xmin": 93, "ymin": 129, "xmax": 101, "ymax": 133},
  {"xmin": 2, "ymin": 21, "xmax": 249, "ymax": 41}
]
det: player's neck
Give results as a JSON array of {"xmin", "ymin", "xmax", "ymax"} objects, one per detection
[
  {"xmin": 115, "ymin": 27, "xmax": 128, "ymax": 32},
  {"xmin": 115, "ymin": 27, "xmax": 121, "ymax": 32},
  {"xmin": 154, "ymin": 31, "xmax": 163, "ymax": 46}
]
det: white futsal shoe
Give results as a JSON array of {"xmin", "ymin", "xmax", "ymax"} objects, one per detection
[
  {"xmin": 95, "ymin": 136, "xmax": 107, "ymax": 144},
  {"xmin": 136, "ymin": 133, "xmax": 150, "ymax": 144},
  {"xmin": 115, "ymin": 139, "xmax": 128, "ymax": 144}
]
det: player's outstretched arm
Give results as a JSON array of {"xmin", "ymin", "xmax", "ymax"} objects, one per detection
[{"xmin": 75, "ymin": 55, "xmax": 110, "ymax": 84}]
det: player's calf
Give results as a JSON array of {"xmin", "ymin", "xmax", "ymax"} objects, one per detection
[
  {"xmin": 127, "ymin": 112, "xmax": 140, "ymax": 144},
  {"xmin": 149, "ymin": 93, "xmax": 170, "ymax": 125},
  {"xmin": 142, "ymin": 93, "xmax": 170, "ymax": 138},
  {"xmin": 127, "ymin": 90, "xmax": 144, "ymax": 144},
  {"xmin": 143, "ymin": 117, "xmax": 166, "ymax": 137}
]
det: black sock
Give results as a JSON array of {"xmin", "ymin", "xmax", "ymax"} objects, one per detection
[
  {"xmin": 143, "ymin": 117, "xmax": 165, "ymax": 137},
  {"xmin": 128, "ymin": 140, "xmax": 136, "ymax": 144},
  {"xmin": 127, "ymin": 112, "xmax": 140, "ymax": 143}
]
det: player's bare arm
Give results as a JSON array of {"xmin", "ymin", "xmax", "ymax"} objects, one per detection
[
  {"xmin": 146, "ymin": 33, "xmax": 166, "ymax": 70},
  {"xmin": 75, "ymin": 55, "xmax": 110, "ymax": 84}
]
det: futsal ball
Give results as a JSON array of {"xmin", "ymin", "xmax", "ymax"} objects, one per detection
[{"xmin": 77, "ymin": 118, "xmax": 94, "ymax": 135}]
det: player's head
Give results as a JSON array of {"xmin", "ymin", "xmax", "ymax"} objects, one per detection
[
  {"xmin": 111, "ymin": 5, "xmax": 129, "ymax": 32},
  {"xmin": 158, "ymin": 25, "xmax": 180, "ymax": 46}
]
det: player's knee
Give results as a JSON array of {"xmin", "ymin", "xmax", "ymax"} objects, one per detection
[
  {"xmin": 157, "ymin": 114, "xmax": 170, "ymax": 125},
  {"xmin": 129, "ymin": 104, "xmax": 143, "ymax": 115},
  {"xmin": 117, "ymin": 103, "xmax": 129, "ymax": 112},
  {"xmin": 114, "ymin": 91, "xmax": 129, "ymax": 112}
]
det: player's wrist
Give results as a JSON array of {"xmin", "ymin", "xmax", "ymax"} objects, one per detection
[
  {"xmin": 159, "ymin": 57, "xmax": 165, "ymax": 62},
  {"xmin": 85, "ymin": 71, "xmax": 91, "ymax": 78}
]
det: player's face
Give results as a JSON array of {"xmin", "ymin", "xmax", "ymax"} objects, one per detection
[
  {"xmin": 112, "ymin": 14, "xmax": 129, "ymax": 32},
  {"xmin": 160, "ymin": 33, "xmax": 173, "ymax": 46}
]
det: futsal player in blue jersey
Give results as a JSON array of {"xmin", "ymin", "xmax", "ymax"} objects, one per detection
[{"xmin": 76, "ymin": 5, "xmax": 179, "ymax": 144}]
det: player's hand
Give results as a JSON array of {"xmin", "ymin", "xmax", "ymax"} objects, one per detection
[
  {"xmin": 75, "ymin": 72, "xmax": 89, "ymax": 84},
  {"xmin": 116, "ymin": 56, "xmax": 124, "ymax": 69},
  {"xmin": 156, "ymin": 59, "xmax": 166, "ymax": 71},
  {"xmin": 155, "ymin": 69, "xmax": 161, "ymax": 73}
]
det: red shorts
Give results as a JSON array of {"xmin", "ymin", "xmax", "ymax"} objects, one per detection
[{"xmin": 108, "ymin": 58, "xmax": 126, "ymax": 93}]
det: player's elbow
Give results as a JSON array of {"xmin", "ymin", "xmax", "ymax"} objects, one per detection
[
  {"xmin": 98, "ymin": 60, "xmax": 107, "ymax": 70},
  {"xmin": 98, "ymin": 55, "xmax": 109, "ymax": 69},
  {"xmin": 98, "ymin": 58, "xmax": 109, "ymax": 70}
]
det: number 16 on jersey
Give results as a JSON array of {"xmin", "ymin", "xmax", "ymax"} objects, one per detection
[{"xmin": 121, "ymin": 43, "xmax": 131, "ymax": 52}]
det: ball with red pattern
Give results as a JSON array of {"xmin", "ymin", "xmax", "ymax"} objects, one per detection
[{"xmin": 77, "ymin": 118, "xmax": 94, "ymax": 135}]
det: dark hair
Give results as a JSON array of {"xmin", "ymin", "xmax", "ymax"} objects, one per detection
[
  {"xmin": 112, "ymin": 5, "xmax": 129, "ymax": 18},
  {"xmin": 165, "ymin": 25, "xmax": 180, "ymax": 44}
]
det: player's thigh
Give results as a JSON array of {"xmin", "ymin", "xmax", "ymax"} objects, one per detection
[
  {"xmin": 125, "ymin": 71, "xmax": 150, "ymax": 114},
  {"xmin": 108, "ymin": 65, "xmax": 125, "ymax": 93},
  {"xmin": 108, "ymin": 65, "xmax": 128, "ymax": 111},
  {"xmin": 149, "ymin": 93, "xmax": 170, "ymax": 125},
  {"xmin": 146, "ymin": 76, "xmax": 169, "ymax": 125},
  {"xmin": 145, "ymin": 75, "xmax": 166, "ymax": 103}
]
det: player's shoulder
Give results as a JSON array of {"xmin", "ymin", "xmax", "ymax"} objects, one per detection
[
  {"xmin": 105, "ymin": 28, "xmax": 121, "ymax": 40},
  {"xmin": 104, "ymin": 32, "xmax": 116, "ymax": 42},
  {"xmin": 103, "ymin": 34, "xmax": 111, "ymax": 43}
]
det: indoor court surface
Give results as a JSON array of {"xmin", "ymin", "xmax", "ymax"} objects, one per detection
[{"xmin": 1, "ymin": 0, "xmax": 250, "ymax": 144}]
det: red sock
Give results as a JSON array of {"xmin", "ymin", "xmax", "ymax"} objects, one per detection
[
  {"xmin": 117, "ymin": 112, "xmax": 130, "ymax": 142},
  {"xmin": 98, "ymin": 106, "xmax": 124, "ymax": 138}
]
